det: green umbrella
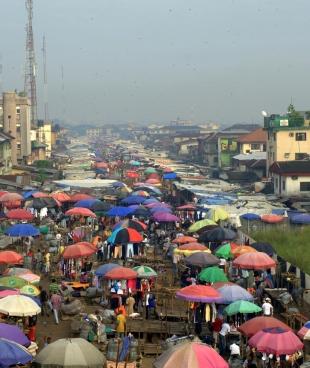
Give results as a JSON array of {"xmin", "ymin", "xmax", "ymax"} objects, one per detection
[
  {"xmin": 224, "ymin": 300, "xmax": 262, "ymax": 316},
  {"xmin": 0, "ymin": 276, "xmax": 28, "ymax": 289},
  {"xmin": 20, "ymin": 284, "xmax": 40, "ymax": 296},
  {"xmin": 215, "ymin": 243, "xmax": 232, "ymax": 260},
  {"xmin": 144, "ymin": 167, "xmax": 157, "ymax": 174},
  {"xmin": 132, "ymin": 265, "xmax": 157, "ymax": 278},
  {"xmin": 39, "ymin": 225, "xmax": 49, "ymax": 234},
  {"xmin": 198, "ymin": 266, "xmax": 228, "ymax": 283},
  {"xmin": 188, "ymin": 219, "xmax": 217, "ymax": 233}
]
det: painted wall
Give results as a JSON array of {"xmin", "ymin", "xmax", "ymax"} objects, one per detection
[{"xmin": 273, "ymin": 173, "xmax": 310, "ymax": 196}]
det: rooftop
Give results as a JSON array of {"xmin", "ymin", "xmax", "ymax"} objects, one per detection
[
  {"xmin": 237, "ymin": 128, "xmax": 267, "ymax": 143},
  {"xmin": 269, "ymin": 160, "xmax": 310, "ymax": 176}
]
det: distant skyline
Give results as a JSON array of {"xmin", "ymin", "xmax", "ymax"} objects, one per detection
[{"xmin": 1, "ymin": 0, "xmax": 310, "ymax": 125}]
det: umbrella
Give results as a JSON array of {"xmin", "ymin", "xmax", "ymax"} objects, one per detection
[
  {"xmin": 151, "ymin": 213, "xmax": 180, "ymax": 222},
  {"xmin": 63, "ymin": 242, "xmax": 96, "ymax": 259},
  {"xmin": 136, "ymin": 186, "xmax": 162, "ymax": 196},
  {"xmin": 5, "ymin": 224, "xmax": 40, "ymax": 237},
  {"xmin": 18, "ymin": 272, "xmax": 40, "ymax": 284},
  {"xmin": 91, "ymin": 201, "xmax": 111, "ymax": 212},
  {"xmin": 251, "ymin": 242, "xmax": 274, "ymax": 256},
  {"xmin": 217, "ymin": 284, "xmax": 254, "ymax": 304},
  {"xmin": 238, "ymin": 316, "xmax": 292, "ymax": 338},
  {"xmin": 233, "ymin": 252, "xmax": 276, "ymax": 270},
  {"xmin": 144, "ymin": 167, "xmax": 157, "ymax": 174},
  {"xmin": 215, "ymin": 243, "xmax": 232, "ymax": 260},
  {"xmin": 132, "ymin": 190, "xmax": 150, "ymax": 197},
  {"xmin": 126, "ymin": 170, "xmax": 139, "ymax": 179},
  {"xmin": 33, "ymin": 337, "xmax": 105, "ymax": 368},
  {"xmin": 224, "ymin": 300, "xmax": 262, "ymax": 316},
  {"xmin": 207, "ymin": 208, "xmax": 229, "ymax": 222},
  {"xmin": 199, "ymin": 227, "xmax": 237, "ymax": 242},
  {"xmin": 0, "ymin": 338, "xmax": 33, "ymax": 368},
  {"xmin": 6, "ymin": 209, "xmax": 33, "ymax": 221},
  {"xmin": 153, "ymin": 341, "xmax": 228, "ymax": 368},
  {"xmin": 133, "ymin": 207, "xmax": 150, "ymax": 218},
  {"xmin": 163, "ymin": 172, "xmax": 177, "ymax": 180},
  {"xmin": 145, "ymin": 202, "xmax": 170, "ymax": 209},
  {"xmin": 176, "ymin": 285, "xmax": 222, "ymax": 303},
  {"xmin": 0, "ymin": 276, "xmax": 28, "ymax": 289},
  {"xmin": 32, "ymin": 192, "xmax": 49, "ymax": 198},
  {"xmin": 20, "ymin": 284, "xmax": 40, "ymax": 296},
  {"xmin": 132, "ymin": 265, "xmax": 157, "ymax": 278},
  {"xmin": 4, "ymin": 267, "xmax": 32, "ymax": 276},
  {"xmin": 188, "ymin": 219, "xmax": 217, "ymax": 233},
  {"xmin": 172, "ymin": 236, "xmax": 197, "ymax": 244},
  {"xmin": 104, "ymin": 267, "xmax": 137, "ymax": 280},
  {"xmin": 290, "ymin": 214, "xmax": 310, "ymax": 224},
  {"xmin": 106, "ymin": 206, "xmax": 134, "ymax": 217},
  {"xmin": 178, "ymin": 243, "xmax": 208, "ymax": 251},
  {"xmin": 297, "ymin": 321, "xmax": 310, "ymax": 340},
  {"xmin": 0, "ymin": 295, "xmax": 41, "ymax": 316},
  {"xmin": 30, "ymin": 197, "xmax": 59, "ymax": 209},
  {"xmin": 145, "ymin": 178, "xmax": 160, "ymax": 185},
  {"xmin": 176, "ymin": 204, "xmax": 196, "ymax": 211},
  {"xmin": 261, "ymin": 214, "xmax": 284, "ymax": 224},
  {"xmin": 50, "ymin": 192, "xmax": 71, "ymax": 202},
  {"xmin": 69, "ymin": 193, "xmax": 94, "ymax": 202},
  {"xmin": 150, "ymin": 207, "xmax": 172, "ymax": 214},
  {"xmin": 95, "ymin": 263, "xmax": 121, "ymax": 277},
  {"xmin": 112, "ymin": 181, "xmax": 127, "ymax": 188},
  {"xmin": 198, "ymin": 266, "xmax": 228, "ymax": 283},
  {"xmin": 121, "ymin": 195, "xmax": 146, "ymax": 205},
  {"xmin": 65, "ymin": 207, "xmax": 96, "ymax": 218},
  {"xmin": 108, "ymin": 227, "xmax": 143, "ymax": 244},
  {"xmin": 113, "ymin": 219, "xmax": 147, "ymax": 232},
  {"xmin": 231, "ymin": 245, "xmax": 257, "ymax": 258},
  {"xmin": 248, "ymin": 327, "xmax": 303, "ymax": 356},
  {"xmin": 0, "ymin": 323, "xmax": 30, "ymax": 347},
  {"xmin": 0, "ymin": 251, "xmax": 23, "ymax": 265},
  {"xmin": 73, "ymin": 198, "xmax": 99, "ymax": 209},
  {"xmin": 0, "ymin": 193, "xmax": 23, "ymax": 202},
  {"xmin": 212, "ymin": 281, "xmax": 235, "ymax": 289},
  {"xmin": 143, "ymin": 197, "xmax": 160, "ymax": 205},
  {"xmin": 240, "ymin": 213, "xmax": 261, "ymax": 221},
  {"xmin": 185, "ymin": 252, "xmax": 220, "ymax": 267},
  {"xmin": 0, "ymin": 290, "xmax": 20, "ymax": 298}
]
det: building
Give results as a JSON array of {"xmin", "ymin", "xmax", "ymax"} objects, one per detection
[
  {"xmin": 269, "ymin": 161, "xmax": 310, "ymax": 197},
  {"xmin": 30, "ymin": 140, "xmax": 47, "ymax": 163},
  {"xmin": 264, "ymin": 112, "xmax": 310, "ymax": 175},
  {"xmin": 0, "ymin": 92, "xmax": 31, "ymax": 165},
  {"xmin": 232, "ymin": 151, "xmax": 267, "ymax": 179},
  {"xmin": 0, "ymin": 131, "xmax": 12, "ymax": 174},
  {"xmin": 86, "ymin": 127, "xmax": 104, "ymax": 139},
  {"xmin": 237, "ymin": 128, "xmax": 267, "ymax": 154},
  {"xmin": 36, "ymin": 120, "xmax": 52, "ymax": 157}
]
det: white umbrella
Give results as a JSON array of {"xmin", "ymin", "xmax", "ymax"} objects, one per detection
[
  {"xmin": 0, "ymin": 295, "xmax": 41, "ymax": 316},
  {"xmin": 33, "ymin": 338, "xmax": 105, "ymax": 367}
]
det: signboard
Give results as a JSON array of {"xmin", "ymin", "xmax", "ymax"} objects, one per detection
[{"xmin": 279, "ymin": 119, "xmax": 289, "ymax": 127}]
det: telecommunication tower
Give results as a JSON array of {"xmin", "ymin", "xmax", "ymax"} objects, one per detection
[{"xmin": 24, "ymin": 0, "xmax": 38, "ymax": 127}]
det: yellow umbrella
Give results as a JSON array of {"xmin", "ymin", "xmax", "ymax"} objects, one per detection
[
  {"xmin": 207, "ymin": 208, "xmax": 229, "ymax": 222},
  {"xmin": 20, "ymin": 284, "xmax": 40, "ymax": 296},
  {"xmin": 175, "ymin": 249, "xmax": 211, "ymax": 256}
]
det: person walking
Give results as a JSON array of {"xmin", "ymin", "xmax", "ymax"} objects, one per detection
[
  {"xmin": 262, "ymin": 298, "xmax": 273, "ymax": 316},
  {"xmin": 39, "ymin": 286, "xmax": 49, "ymax": 317},
  {"xmin": 115, "ymin": 310, "xmax": 126, "ymax": 338},
  {"xmin": 219, "ymin": 319, "xmax": 231, "ymax": 356},
  {"xmin": 125, "ymin": 294, "xmax": 135, "ymax": 316},
  {"xmin": 50, "ymin": 291, "xmax": 62, "ymax": 324}
]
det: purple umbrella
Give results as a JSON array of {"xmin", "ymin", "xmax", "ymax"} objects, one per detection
[
  {"xmin": 0, "ymin": 323, "xmax": 30, "ymax": 347},
  {"xmin": 150, "ymin": 207, "xmax": 172, "ymax": 214},
  {"xmin": 217, "ymin": 285, "xmax": 254, "ymax": 304},
  {"xmin": 0, "ymin": 337, "xmax": 32, "ymax": 368},
  {"xmin": 152, "ymin": 213, "xmax": 180, "ymax": 222}
]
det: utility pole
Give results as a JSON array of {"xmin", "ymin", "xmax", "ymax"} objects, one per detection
[
  {"xmin": 24, "ymin": 0, "xmax": 38, "ymax": 127},
  {"xmin": 42, "ymin": 35, "xmax": 49, "ymax": 121}
]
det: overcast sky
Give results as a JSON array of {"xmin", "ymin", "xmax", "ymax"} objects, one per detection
[{"xmin": 1, "ymin": 0, "xmax": 310, "ymax": 125}]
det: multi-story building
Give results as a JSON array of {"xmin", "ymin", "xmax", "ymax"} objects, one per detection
[
  {"xmin": 36, "ymin": 120, "xmax": 52, "ymax": 157},
  {"xmin": 237, "ymin": 128, "xmax": 267, "ymax": 154},
  {"xmin": 264, "ymin": 112, "xmax": 310, "ymax": 176},
  {"xmin": 0, "ymin": 131, "xmax": 12, "ymax": 174},
  {"xmin": 0, "ymin": 92, "xmax": 31, "ymax": 165}
]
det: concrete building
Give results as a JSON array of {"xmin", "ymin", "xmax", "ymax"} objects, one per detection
[
  {"xmin": 0, "ymin": 131, "xmax": 13, "ymax": 174},
  {"xmin": 0, "ymin": 92, "xmax": 31, "ymax": 165},
  {"xmin": 237, "ymin": 128, "xmax": 267, "ymax": 154},
  {"xmin": 269, "ymin": 161, "xmax": 310, "ymax": 197},
  {"xmin": 37, "ymin": 120, "xmax": 52, "ymax": 157},
  {"xmin": 264, "ymin": 113, "xmax": 310, "ymax": 175}
]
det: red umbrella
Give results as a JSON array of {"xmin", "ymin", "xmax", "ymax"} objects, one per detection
[
  {"xmin": 0, "ymin": 251, "xmax": 23, "ymax": 265},
  {"xmin": 238, "ymin": 316, "xmax": 292, "ymax": 338},
  {"xmin": 147, "ymin": 173, "xmax": 160, "ymax": 180},
  {"xmin": 0, "ymin": 193, "xmax": 23, "ymax": 202},
  {"xmin": 65, "ymin": 207, "xmax": 96, "ymax": 218},
  {"xmin": 63, "ymin": 242, "xmax": 96, "ymax": 259},
  {"xmin": 0, "ymin": 191, "xmax": 8, "ymax": 198},
  {"xmin": 6, "ymin": 209, "xmax": 34, "ymax": 221},
  {"xmin": 145, "ymin": 178, "xmax": 160, "ymax": 185},
  {"xmin": 50, "ymin": 192, "xmax": 71, "ymax": 202},
  {"xmin": 172, "ymin": 236, "xmax": 197, "ymax": 244},
  {"xmin": 233, "ymin": 252, "xmax": 276, "ymax": 270},
  {"xmin": 248, "ymin": 327, "xmax": 303, "ymax": 355},
  {"xmin": 95, "ymin": 162, "xmax": 109, "ymax": 169},
  {"xmin": 176, "ymin": 204, "xmax": 197, "ymax": 211},
  {"xmin": 126, "ymin": 171, "xmax": 139, "ymax": 179},
  {"xmin": 69, "ymin": 193, "xmax": 94, "ymax": 202},
  {"xmin": 176, "ymin": 285, "xmax": 221, "ymax": 303},
  {"xmin": 178, "ymin": 243, "xmax": 207, "ymax": 251},
  {"xmin": 261, "ymin": 214, "xmax": 284, "ymax": 224},
  {"xmin": 104, "ymin": 266, "xmax": 137, "ymax": 280}
]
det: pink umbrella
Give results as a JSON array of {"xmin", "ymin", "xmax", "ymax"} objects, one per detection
[
  {"xmin": 176, "ymin": 285, "xmax": 222, "ymax": 303},
  {"xmin": 145, "ymin": 202, "xmax": 171, "ymax": 209},
  {"xmin": 153, "ymin": 341, "xmax": 228, "ymax": 368},
  {"xmin": 233, "ymin": 252, "xmax": 276, "ymax": 270},
  {"xmin": 18, "ymin": 273, "xmax": 40, "ymax": 284},
  {"xmin": 152, "ymin": 213, "xmax": 180, "ymax": 222},
  {"xmin": 65, "ymin": 207, "xmax": 96, "ymax": 218},
  {"xmin": 0, "ymin": 289, "xmax": 20, "ymax": 298},
  {"xmin": 248, "ymin": 327, "xmax": 303, "ymax": 355}
]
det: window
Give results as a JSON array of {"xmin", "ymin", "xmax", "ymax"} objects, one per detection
[
  {"xmin": 284, "ymin": 153, "xmax": 290, "ymax": 159},
  {"xmin": 300, "ymin": 182, "xmax": 310, "ymax": 192},
  {"xmin": 251, "ymin": 143, "xmax": 261, "ymax": 150},
  {"xmin": 295, "ymin": 153, "xmax": 307, "ymax": 160},
  {"xmin": 296, "ymin": 132, "xmax": 306, "ymax": 141},
  {"xmin": 282, "ymin": 180, "xmax": 285, "ymax": 191}
]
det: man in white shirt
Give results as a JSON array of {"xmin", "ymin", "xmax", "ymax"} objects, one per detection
[
  {"xmin": 262, "ymin": 298, "xmax": 273, "ymax": 316},
  {"xmin": 219, "ymin": 321, "xmax": 230, "ymax": 355}
]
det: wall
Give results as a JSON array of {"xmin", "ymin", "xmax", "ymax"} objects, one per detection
[
  {"xmin": 273, "ymin": 173, "xmax": 310, "ymax": 196},
  {"xmin": 219, "ymin": 137, "xmax": 238, "ymax": 168},
  {"xmin": 241, "ymin": 142, "xmax": 265, "ymax": 154}
]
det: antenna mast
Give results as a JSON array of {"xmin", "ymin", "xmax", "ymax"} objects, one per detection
[
  {"xmin": 24, "ymin": 0, "xmax": 38, "ymax": 127},
  {"xmin": 42, "ymin": 35, "xmax": 49, "ymax": 121}
]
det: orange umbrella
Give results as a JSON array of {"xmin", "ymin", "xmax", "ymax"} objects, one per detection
[
  {"xmin": 50, "ymin": 192, "xmax": 71, "ymax": 202},
  {"xmin": 69, "ymin": 193, "xmax": 94, "ymax": 202},
  {"xmin": 231, "ymin": 245, "xmax": 257, "ymax": 258},
  {"xmin": 0, "ymin": 251, "xmax": 23, "ymax": 265},
  {"xmin": 65, "ymin": 207, "xmax": 96, "ymax": 218},
  {"xmin": 178, "ymin": 243, "xmax": 207, "ymax": 251},
  {"xmin": 0, "ymin": 193, "xmax": 23, "ymax": 202},
  {"xmin": 6, "ymin": 209, "xmax": 34, "ymax": 221},
  {"xmin": 172, "ymin": 236, "xmax": 197, "ymax": 244},
  {"xmin": 63, "ymin": 242, "xmax": 96, "ymax": 259},
  {"xmin": 261, "ymin": 214, "xmax": 284, "ymax": 224}
]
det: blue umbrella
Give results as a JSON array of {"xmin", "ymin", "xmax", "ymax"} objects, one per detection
[
  {"xmin": 143, "ymin": 198, "xmax": 160, "ymax": 205},
  {"xmin": 163, "ymin": 172, "xmax": 177, "ymax": 180},
  {"xmin": 22, "ymin": 190, "xmax": 38, "ymax": 200},
  {"xmin": 74, "ymin": 198, "xmax": 100, "ymax": 209},
  {"xmin": 290, "ymin": 214, "xmax": 310, "ymax": 225},
  {"xmin": 106, "ymin": 206, "xmax": 134, "ymax": 217},
  {"xmin": 112, "ymin": 182, "xmax": 127, "ymax": 188},
  {"xmin": 5, "ymin": 224, "xmax": 40, "ymax": 237},
  {"xmin": 95, "ymin": 263, "xmax": 121, "ymax": 277},
  {"xmin": 218, "ymin": 284, "xmax": 254, "ymax": 304},
  {"xmin": 240, "ymin": 213, "xmax": 261, "ymax": 221},
  {"xmin": 251, "ymin": 242, "xmax": 274, "ymax": 256},
  {"xmin": 0, "ymin": 338, "xmax": 33, "ymax": 368},
  {"xmin": 121, "ymin": 196, "xmax": 146, "ymax": 205}
]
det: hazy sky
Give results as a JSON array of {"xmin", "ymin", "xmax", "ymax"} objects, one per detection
[{"xmin": 1, "ymin": 0, "xmax": 310, "ymax": 125}]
